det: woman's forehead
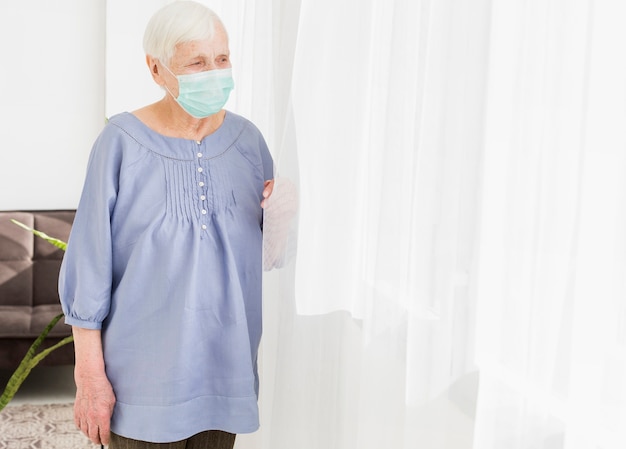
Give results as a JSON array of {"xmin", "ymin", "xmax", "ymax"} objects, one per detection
[{"xmin": 174, "ymin": 38, "xmax": 229, "ymax": 58}]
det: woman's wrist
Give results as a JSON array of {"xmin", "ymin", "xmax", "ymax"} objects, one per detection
[{"xmin": 72, "ymin": 327, "xmax": 107, "ymax": 378}]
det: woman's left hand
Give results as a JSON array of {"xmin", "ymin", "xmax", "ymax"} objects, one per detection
[{"xmin": 261, "ymin": 179, "xmax": 275, "ymax": 208}]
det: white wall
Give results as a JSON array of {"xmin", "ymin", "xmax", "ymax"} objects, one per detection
[
  {"xmin": 105, "ymin": 0, "xmax": 169, "ymax": 117},
  {"xmin": 0, "ymin": 1, "xmax": 105, "ymax": 210}
]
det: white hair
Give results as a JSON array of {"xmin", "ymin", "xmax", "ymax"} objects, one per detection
[{"xmin": 143, "ymin": 1, "xmax": 226, "ymax": 65}]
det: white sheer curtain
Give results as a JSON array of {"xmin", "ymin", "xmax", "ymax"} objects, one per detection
[
  {"xmin": 106, "ymin": 0, "xmax": 626, "ymax": 448},
  {"xmin": 252, "ymin": 0, "xmax": 490, "ymax": 447},
  {"xmin": 475, "ymin": 1, "xmax": 626, "ymax": 448}
]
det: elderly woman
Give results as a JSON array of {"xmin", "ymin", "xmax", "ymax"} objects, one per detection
[{"xmin": 58, "ymin": 2, "xmax": 274, "ymax": 448}]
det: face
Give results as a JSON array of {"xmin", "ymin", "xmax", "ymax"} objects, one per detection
[{"xmin": 150, "ymin": 23, "xmax": 231, "ymax": 97}]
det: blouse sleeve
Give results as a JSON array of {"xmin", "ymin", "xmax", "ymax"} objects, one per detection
[
  {"xmin": 241, "ymin": 118, "xmax": 273, "ymax": 181},
  {"xmin": 58, "ymin": 125, "xmax": 122, "ymax": 330},
  {"xmin": 260, "ymin": 135, "xmax": 274, "ymax": 181}
]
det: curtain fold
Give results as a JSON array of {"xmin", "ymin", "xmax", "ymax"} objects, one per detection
[{"xmin": 257, "ymin": 0, "xmax": 490, "ymax": 447}]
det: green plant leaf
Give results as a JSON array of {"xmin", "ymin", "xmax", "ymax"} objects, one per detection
[
  {"xmin": 0, "ymin": 314, "xmax": 74, "ymax": 411},
  {"xmin": 10, "ymin": 219, "xmax": 67, "ymax": 251}
]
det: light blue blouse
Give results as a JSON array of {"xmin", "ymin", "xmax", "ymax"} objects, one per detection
[{"xmin": 59, "ymin": 111, "xmax": 273, "ymax": 443}]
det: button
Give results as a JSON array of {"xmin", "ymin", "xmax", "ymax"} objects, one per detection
[
  {"xmin": 199, "ymin": 181, "xmax": 205, "ymax": 187},
  {"xmin": 201, "ymin": 209, "xmax": 207, "ymax": 215},
  {"xmin": 201, "ymin": 224, "xmax": 207, "ymax": 230},
  {"xmin": 197, "ymin": 167, "xmax": 203, "ymax": 173},
  {"xmin": 196, "ymin": 140, "xmax": 201, "ymax": 145},
  {"xmin": 200, "ymin": 195, "xmax": 206, "ymax": 201},
  {"xmin": 197, "ymin": 152, "xmax": 203, "ymax": 158}
]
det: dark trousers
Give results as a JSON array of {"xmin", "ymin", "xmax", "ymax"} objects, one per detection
[{"xmin": 109, "ymin": 431, "xmax": 236, "ymax": 449}]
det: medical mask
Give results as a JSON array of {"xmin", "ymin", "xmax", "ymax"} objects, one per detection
[{"xmin": 163, "ymin": 65, "xmax": 234, "ymax": 118}]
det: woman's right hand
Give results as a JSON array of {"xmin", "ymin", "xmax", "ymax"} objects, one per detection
[
  {"xmin": 72, "ymin": 326, "xmax": 116, "ymax": 446},
  {"xmin": 74, "ymin": 369, "xmax": 116, "ymax": 445}
]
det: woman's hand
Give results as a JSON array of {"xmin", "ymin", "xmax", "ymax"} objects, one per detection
[
  {"xmin": 74, "ymin": 370, "xmax": 116, "ymax": 445},
  {"xmin": 72, "ymin": 327, "xmax": 116, "ymax": 446},
  {"xmin": 261, "ymin": 179, "xmax": 275, "ymax": 208}
]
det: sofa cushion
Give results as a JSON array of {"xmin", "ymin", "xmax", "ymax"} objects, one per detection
[{"xmin": 0, "ymin": 210, "xmax": 74, "ymax": 338}]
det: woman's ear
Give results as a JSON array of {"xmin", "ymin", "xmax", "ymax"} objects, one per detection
[{"xmin": 146, "ymin": 55, "xmax": 164, "ymax": 85}]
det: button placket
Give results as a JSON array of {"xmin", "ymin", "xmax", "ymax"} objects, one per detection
[{"xmin": 196, "ymin": 141, "xmax": 209, "ymax": 232}]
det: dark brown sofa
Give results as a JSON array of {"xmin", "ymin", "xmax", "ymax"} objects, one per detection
[{"xmin": 0, "ymin": 210, "xmax": 75, "ymax": 370}]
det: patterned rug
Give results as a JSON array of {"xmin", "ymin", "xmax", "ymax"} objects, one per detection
[{"xmin": 0, "ymin": 403, "xmax": 93, "ymax": 449}]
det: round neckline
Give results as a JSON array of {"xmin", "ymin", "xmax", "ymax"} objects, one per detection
[
  {"xmin": 108, "ymin": 111, "xmax": 244, "ymax": 161},
  {"xmin": 125, "ymin": 110, "xmax": 231, "ymax": 144}
]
